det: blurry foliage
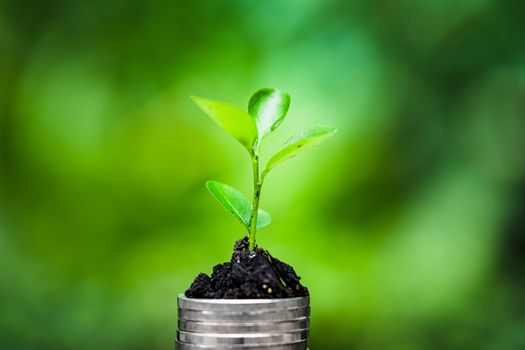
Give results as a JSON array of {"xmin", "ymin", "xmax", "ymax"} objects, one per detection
[{"xmin": 1, "ymin": 0, "xmax": 525, "ymax": 349}]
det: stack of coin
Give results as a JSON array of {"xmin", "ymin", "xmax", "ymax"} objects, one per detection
[{"xmin": 176, "ymin": 295, "xmax": 310, "ymax": 350}]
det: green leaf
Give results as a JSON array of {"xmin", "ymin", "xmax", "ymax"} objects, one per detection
[
  {"xmin": 264, "ymin": 126, "xmax": 337, "ymax": 175},
  {"xmin": 248, "ymin": 88, "xmax": 290, "ymax": 142},
  {"xmin": 256, "ymin": 208, "xmax": 272, "ymax": 230},
  {"xmin": 206, "ymin": 180, "xmax": 271, "ymax": 231},
  {"xmin": 191, "ymin": 95, "xmax": 257, "ymax": 151}
]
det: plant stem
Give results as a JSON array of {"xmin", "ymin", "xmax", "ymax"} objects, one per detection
[{"xmin": 248, "ymin": 152, "xmax": 262, "ymax": 251}]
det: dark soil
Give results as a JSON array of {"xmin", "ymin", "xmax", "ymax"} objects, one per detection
[{"xmin": 185, "ymin": 237, "xmax": 309, "ymax": 299}]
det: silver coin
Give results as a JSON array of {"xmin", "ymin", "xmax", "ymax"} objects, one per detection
[
  {"xmin": 175, "ymin": 340, "xmax": 307, "ymax": 350},
  {"xmin": 177, "ymin": 330, "xmax": 308, "ymax": 346},
  {"xmin": 178, "ymin": 306, "xmax": 310, "ymax": 322},
  {"xmin": 178, "ymin": 317, "xmax": 309, "ymax": 333},
  {"xmin": 178, "ymin": 295, "xmax": 309, "ymax": 311}
]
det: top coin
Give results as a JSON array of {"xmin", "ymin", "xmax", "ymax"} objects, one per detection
[
  {"xmin": 178, "ymin": 306, "xmax": 310, "ymax": 322},
  {"xmin": 178, "ymin": 295, "xmax": 310, "ymax": 311}
]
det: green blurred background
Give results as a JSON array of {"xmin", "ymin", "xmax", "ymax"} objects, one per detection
[{"xmin": 1, "ymin": 0, "xmax": 525, "ymax": 349}]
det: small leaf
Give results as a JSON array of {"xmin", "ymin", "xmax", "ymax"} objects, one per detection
[
  {"xmin": 256, "ymin": 208, "xmax": 272, "ymax": 230},
  {"xmin": 206, "ymin": 180, "xmax": 251, "ymax": 228},
  {"xmin": 206, "ymin": 180, "xmax": 271, "ymax": 231},
  {"xmin": 248, "ymin": 88, "xmax": 290, "ymax": 142},
  {"xmin": 191, "ymin": 95, "xmax": 257, "ymax": 151},
  {"xmin": 264, "ymin": 126, "xmax": 337, "ymax": 175}
]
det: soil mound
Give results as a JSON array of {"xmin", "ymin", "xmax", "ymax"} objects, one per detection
[{"xmin": 185, "ymin": 237, "xmax": 309, "ymax": 299}]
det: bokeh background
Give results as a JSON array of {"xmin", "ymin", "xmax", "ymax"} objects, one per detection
[{"xmin": 1, "ymin": 0, "xmax": 525, "ymax": 349}]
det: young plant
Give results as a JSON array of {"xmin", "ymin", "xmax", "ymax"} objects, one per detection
[{"xmin": 191, "ymin": 88, "xmax": 337, "ymax": 251}]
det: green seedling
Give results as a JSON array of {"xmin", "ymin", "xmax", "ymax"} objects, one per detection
[{"xmin": 191, "ymin": 88, "xmax": 337, "ymax": 251}]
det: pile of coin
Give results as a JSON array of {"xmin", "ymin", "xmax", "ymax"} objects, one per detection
[{"xmin": 176, "ymin": 295, "xmax": 310, "ymax": 350}]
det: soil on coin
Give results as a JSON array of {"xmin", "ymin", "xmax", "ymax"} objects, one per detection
[{"xmin": 185, "ymin": 237, "xmax": 309, "ymax": 298}]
